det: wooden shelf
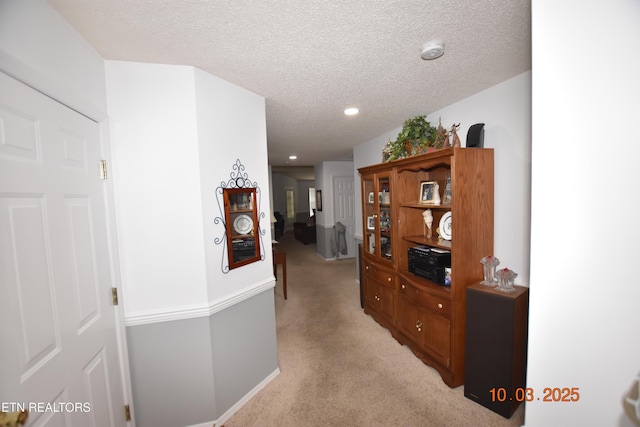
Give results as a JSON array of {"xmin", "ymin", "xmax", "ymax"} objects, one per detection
[
  {"xmin": 359, "ymin": 147, "xmax": 494, "ymax": 387},
  {"xmin": 401, "ymin": 203, "xmax": 452, "ymax": 210},
  {"xmin": 402, "ymin": 235, "xmax": 451, "ymax": 250}
]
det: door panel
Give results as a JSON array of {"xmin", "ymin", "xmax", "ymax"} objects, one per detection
[
  {"xmin": 67, "ymin": 197, "xmax": 101, "ymax": 332},
  {"xmin": 1, "ymin": 196, "xmax": 60, "ymax": 377},
  {"xmin": 363, "ymin": 279, "xmax": 378, "ymax": 309},
  {"xmin": 397, "ymin": 296, "xmax": 422, "ymax": 342},
  {"xmin": 424, "ymin": 311, "xmax": 451, "ymax": 367},
  {"xmin": 0, "ymin": 72, "xmax": 125, "ymax": 425},
  {"xmin": 379, "ymin": 282, "xmax": 395, "ymax": 322}
]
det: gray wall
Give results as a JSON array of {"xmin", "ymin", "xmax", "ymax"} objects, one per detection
[
  {"xmin": 316, "ymin": 224, "xmax": 331, "ymax": 259},
  {"xmin": 127, "ymin": 317, "xmax": 216, "ymax": 426},
  {"xmin": 127, "ymin": 289, "xmax": 278, "ymax": 426},
  {"xmin": 211, "ymin": 289, "xmax": 278, "ymax": 414}
]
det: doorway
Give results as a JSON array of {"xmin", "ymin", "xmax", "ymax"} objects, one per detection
[{"xmin": 333, "ymin": 176, "xmax": 356, "ymax": 258}]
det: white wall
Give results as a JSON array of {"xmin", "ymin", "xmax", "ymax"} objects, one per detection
[
  {"xmin": 0, "ymin": 0, "xmax": 107, "ymax": 119},
  {"xmin": 106, "ymin": 61, "xmax": 209, "ymax": 317},
  {"xmin": 526, "ymin": 1, "xmax": 640, "ymax": 425},
  {"xmin": 426, "ymin": 76, "xmax": 531, "ymax": 285},
  {"xmin": 353, "ymin": 72, "xmax": 531, "ymax": 285},
  {"xmin": 192, "ymin": 67, "xmax": 273, "ymax": 305},
  {"xmin": 106, "ymin": 61, "xmax": 278, "ymax": 425},
  {"xmin": 106, "ymin": 61, "xmax": 274, "ymax": 321}
]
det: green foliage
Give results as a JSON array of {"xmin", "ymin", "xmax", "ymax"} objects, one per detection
[{"xmin": 383, "ymin": 115, "xmax": 437, "ymax": 162}]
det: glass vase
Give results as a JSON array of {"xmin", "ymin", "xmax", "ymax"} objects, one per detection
[
  {"xmin": 480, "ymin": 255, "xmax": 500, "ymax": 287},
  {"xmin": 496, "ymin": 268, "xmax": 517, "ymax": 293}
]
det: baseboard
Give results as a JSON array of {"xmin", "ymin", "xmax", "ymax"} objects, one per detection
[
  {"xmin": 184, "ymin": 421, "xmax": 215, "ymax": 427},
  {"xmin": 185, "ymin": 367, "xmax": 280, "ymax": 427}
]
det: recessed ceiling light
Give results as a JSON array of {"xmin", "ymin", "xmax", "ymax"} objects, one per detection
[
  {"xmin": 421, "ymin": 40, "xmax": 445, "ymax": 60},
  {"xmin": 289, "ymin": 155, "xmax": 297, "ymax": 160},
  {"xmin": 344, "ymin": 107, "xmax": 359, "ymax": 116}
]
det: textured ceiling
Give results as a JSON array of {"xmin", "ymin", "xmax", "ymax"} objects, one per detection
[{"xmin": 49, "ymin": 0, "xmax": 531, "ymax": 168}]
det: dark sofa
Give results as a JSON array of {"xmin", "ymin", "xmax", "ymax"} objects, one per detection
[
  {"xmin": 273, "ymin": 211, "xmax": 285, "ymax": 240},
  {"xmin": 293, "ymin": 222, "xmax": 316, "ymax": 244}
]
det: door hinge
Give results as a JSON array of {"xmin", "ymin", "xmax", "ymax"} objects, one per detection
[
  {"xmin": 124, "ymin": 404, "xmax": 131, "ymax": 422},
  {"xmin": 112, "ymin": 287, "xmax": 119, "ymax": 306},
  {"xmin": 100, "ymin": 160, "xmax": 108, "ymax": 180}
]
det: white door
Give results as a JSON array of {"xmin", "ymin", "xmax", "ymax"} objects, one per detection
[
  {"xmin": 0, "ymin": 73, "xmax": 127, "ymax": 425},
  {"xmin": 333, "ymin": 176, "xmax": 356, "ymax": 257}
]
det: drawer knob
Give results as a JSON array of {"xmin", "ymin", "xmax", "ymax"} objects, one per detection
[
  {"xmin": 438, "ymin": 303, "xmax": 443, "ymax": 309},
  {"xmin": 401, "ymin": 284, "xmax": 406, "ymax": 289},
  {"xmin": 365, "ymin": 265, "xmax": 369, "ymax": 270},
  {"xmin": 416, "ymin": 320, "xmax": 423, "ymax": 332},
  {"xmin": 387, "ymin": 277, "xmax": 392, "ymax": 282}
]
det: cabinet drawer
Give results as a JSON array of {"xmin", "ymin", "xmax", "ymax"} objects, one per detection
[
  {"xmin": 363, "ymin": 260, "xmax": 395, "ymax": 287},
  {"xmin": 399, "ymin": 280, "xmax": 451, "ymax": 318}
]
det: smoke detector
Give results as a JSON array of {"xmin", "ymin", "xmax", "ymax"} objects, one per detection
[{"xmin": 421, "ymin": 40, "xmax": 445, "ymax": 60}]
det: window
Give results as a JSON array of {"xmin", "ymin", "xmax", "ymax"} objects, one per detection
[
  {"xmin": 309, "ymin": 187, "xmax": 316, "ymax": 216},
  {"xmin": 286, "ymin": 189, "xmax": 295, "ymax": 223}
]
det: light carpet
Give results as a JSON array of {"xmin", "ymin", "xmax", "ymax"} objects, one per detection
[{"xmin": 223, "ymin": 231, "xmax": 525, "ymax": 427}]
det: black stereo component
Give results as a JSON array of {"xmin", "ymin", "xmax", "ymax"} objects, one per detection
[
  {"xmin": 408, "ymin": 246, "xmax": 451, "ymax": 285},
  {"xmin": 232, "ymin": 238, "xmax": 256, "ymax": 262}
]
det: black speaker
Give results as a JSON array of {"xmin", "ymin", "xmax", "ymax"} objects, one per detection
[
  {"xmin": 466, "ymin": 123, "xmax": 485, "ymax": 148},
  {"xmin": 464, "ymin": 284, "xmax": 529, "ymax": 418}
]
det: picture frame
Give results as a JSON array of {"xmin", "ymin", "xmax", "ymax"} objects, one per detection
[
  {"xmin": 419, "ymin": 181, "xmax": 437, "ymax": 204},
  {"xmin": 367, "ymin": 216, "xmax": 375, "ymax": 230},
  {"xmin": 368, "ymin": 192, "xmax": 374, "ymax": 204},
  {"xmin": 445, "ymin": 267, "xmax": 452, "ymax": 286},
  {"xmin": 316, "ymin": 190, "xmax": 322, "ymax": 211},
  {"xmin": 443, "ymin": 175, "xmax": 452, "ymax": 204}
]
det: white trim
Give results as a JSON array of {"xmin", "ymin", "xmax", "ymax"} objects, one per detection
[
  {"xmin": 214, "ymin": 367, "xmax": 281, "ymax": 427},
  {"xmin": 100, "ymin": 118, "xmax": 137, "ymax": 426},
  {"xmin": 124, "ymin": 278, "xmax": 276, "ymax": 326}
]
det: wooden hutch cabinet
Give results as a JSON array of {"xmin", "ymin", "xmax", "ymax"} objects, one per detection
[{"xmin": 359, "ymin": 147, "xmax": 494, "ymax": 387}]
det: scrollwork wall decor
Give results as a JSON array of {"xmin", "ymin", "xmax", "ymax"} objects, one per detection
[{"xmin": 214, "ymin": 159, "xmax": 266, "ymax": 273}]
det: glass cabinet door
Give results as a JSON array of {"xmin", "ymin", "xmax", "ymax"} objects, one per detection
[
  {"xmin": 363, "ymin": 176, "xmax": 375, "ymax": 256},
  {"xmin": 363, "ymin": 173, "xmax": 392, "ymax": 262},
  {"xmin": 223, "ymin": 188, "xmax": 261, "ymax": 269},
  {"xmin": 377, "ymin": 175, "xmax": 392, "ymax": 261}
]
